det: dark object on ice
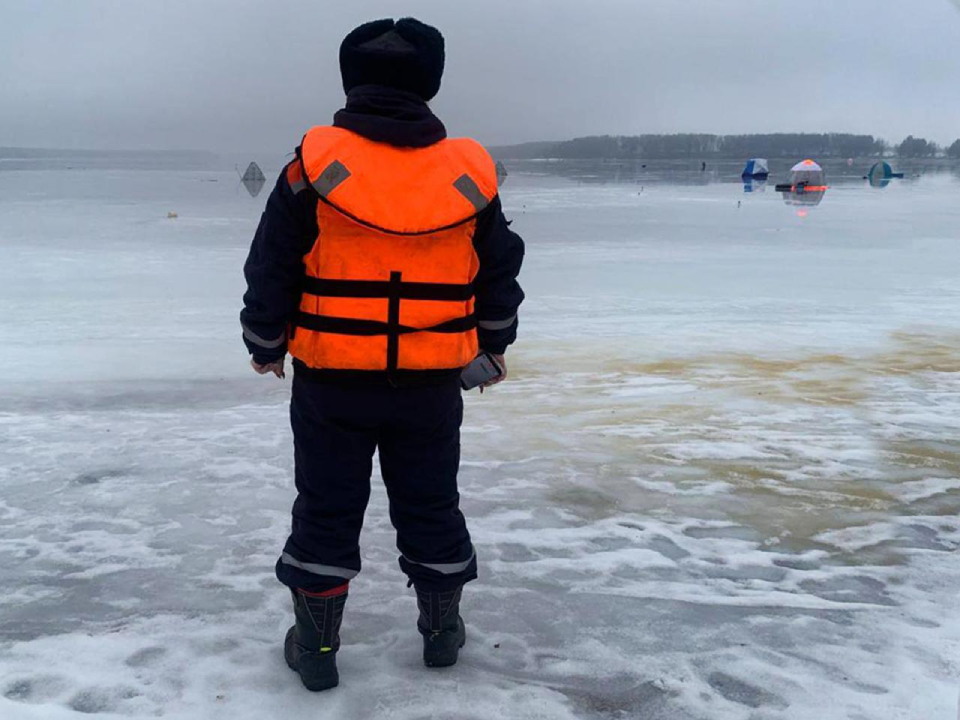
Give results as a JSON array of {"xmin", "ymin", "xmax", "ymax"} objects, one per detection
[
  {"xmin": 240, "ymin": 162, "xmax": 266, "ymax": 197},
  {"xmin": 867, "ymin": 160, "xmax": 904, "ymax": 189},
  {"xmin": 701, "ymin": 161, "xmax": 707, "ymax": 171},
  {"xmin": 284, "ymin": 586, "xmax": 347, "ymax": 691},
  {"xmin": 495, "ymin": 160, "xmax": 508, "ymax": 186},
  {"xmin": 416, "ymin": 584, "xmax": 466, "ymax": 667},
  {"xmin": 339, "ymin": 18, "xmax": 445, "ymax": 101}
]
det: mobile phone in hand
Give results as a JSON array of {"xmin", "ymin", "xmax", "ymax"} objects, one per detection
[{"xmin": 460, "ymin": 352, "xmax": 504, "ymax": 391}]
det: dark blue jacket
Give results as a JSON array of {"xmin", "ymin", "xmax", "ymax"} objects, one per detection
[{"xmin": 240, "ymin": 85, "xmax": 525, "ymax": 376}]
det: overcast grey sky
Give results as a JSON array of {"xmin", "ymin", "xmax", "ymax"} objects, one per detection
[{"xmin": 3, "ymin": 0, "xmax": 959, "ymax": 153}]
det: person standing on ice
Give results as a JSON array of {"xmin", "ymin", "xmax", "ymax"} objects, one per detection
[{"xmin": 240, "ymin": 17, "xmax": 524, "ymax": 692}]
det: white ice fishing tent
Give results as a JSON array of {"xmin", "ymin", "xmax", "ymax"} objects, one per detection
[
  {"xmin": 741, "ymin": 158, "xmax": 769, "ymax": 178},
  {"xmin": 790, "ymin": 159, "xmax": 825, "ymax": 188}
]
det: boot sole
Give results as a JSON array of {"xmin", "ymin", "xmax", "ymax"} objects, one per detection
[{"xmin": 285, "ymin": 627, "xmax": 339, "ymax": 691}]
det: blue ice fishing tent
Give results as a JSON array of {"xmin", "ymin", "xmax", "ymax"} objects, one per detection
[
  {"xmin": 867, "ymin": 161, "xmax": 903, "ymax": 189},
  {"xmin": 741, "ymin": 158, "xmax": 769, "ymax": 178}
]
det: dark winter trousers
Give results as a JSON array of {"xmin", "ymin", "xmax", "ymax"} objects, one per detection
[{"xmin": 275, "ymin": 372, "xmax": 477, "ymax": 594}]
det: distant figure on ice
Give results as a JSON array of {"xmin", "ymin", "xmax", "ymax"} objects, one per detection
[{"xmin": 240, "ymin": 17, "xmax": 525, "ymax": 691}]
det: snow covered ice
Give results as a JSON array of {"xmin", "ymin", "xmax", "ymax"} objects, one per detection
[{"xmin": 1, "ymin": 162, "xmax": 959, "ymax": 719}]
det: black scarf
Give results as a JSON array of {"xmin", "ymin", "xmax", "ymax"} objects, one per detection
[{"xmin": 333, "ymin": 85, "xmax": 447, "ymax": 148}]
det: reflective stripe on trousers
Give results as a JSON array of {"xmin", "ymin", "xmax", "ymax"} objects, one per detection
[
  {"xmin": 280, "ymin": 552, "xmax": 359, "ymax": 580},
  {"xmin": 402, "ymin": 547, "xmax": 476, "ymax": 575}
]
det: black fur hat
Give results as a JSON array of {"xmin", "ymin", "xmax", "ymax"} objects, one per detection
[{"xmin": 339, "ymin": 18, "xmax": 445, "ymax": 101}]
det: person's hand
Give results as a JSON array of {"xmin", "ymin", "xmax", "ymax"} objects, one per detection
[
  {"xmin": 479, "ymin": 353, "xmax": 506, "ymax": 393},
  {"xmin": 251, "ymin": 356, "xmax": 285, "ymax": 379}
]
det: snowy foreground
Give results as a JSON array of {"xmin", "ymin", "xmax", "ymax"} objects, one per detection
[{"xmin": 1, "ymin": 166, "xmax": 959, "ymax": 719}]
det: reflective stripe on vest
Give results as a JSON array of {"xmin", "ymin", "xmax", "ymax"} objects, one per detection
[{"xmin": 288, "ymin": 126, "xmax": 497, "ymax": 373}]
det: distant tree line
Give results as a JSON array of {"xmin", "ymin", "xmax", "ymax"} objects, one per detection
[
  {"xmin": 494, "ymin": 134, "xmax": 960, "ymax": 160},
  {"xmin": 896, "ymin": 135, "xmax": 938, "ymax": 158}
]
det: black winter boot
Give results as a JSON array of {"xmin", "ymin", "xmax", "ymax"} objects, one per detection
[
  {"xmin": 415, "ymin": 585, "xmax": 466, "ymax": 668},
  {"xmin": 284, "ymin": 585, "xmax": 347, "ymax": 691}
]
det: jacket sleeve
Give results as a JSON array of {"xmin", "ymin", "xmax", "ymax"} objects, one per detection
[
  {"xmin": 240, "ymin": 158, "xmax": 317, "ymax": 364},
  {"xmin": 472, "ymin": 195, "xmax": 525, "ymax": 355}
]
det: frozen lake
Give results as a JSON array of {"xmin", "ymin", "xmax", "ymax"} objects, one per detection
[{"xmin": 1, "ymin": 160, "xmax": 959, "ymax": 719}]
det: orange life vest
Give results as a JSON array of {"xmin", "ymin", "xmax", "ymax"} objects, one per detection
[{"xmin": 288, "ymin": 126, "xmax": 498, "ymax": 375}]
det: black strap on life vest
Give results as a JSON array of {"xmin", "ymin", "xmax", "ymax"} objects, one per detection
[
  {"xmin": 301, "ymin": 277, "xmax": 474, "ymax": 301},
  {"xmin": 294, "ymin": 313, "xmax": 477, "ymax": 336},
  {"xmin": 295, "ymin": 272, "xmax": 477, "ymax": 374}
]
